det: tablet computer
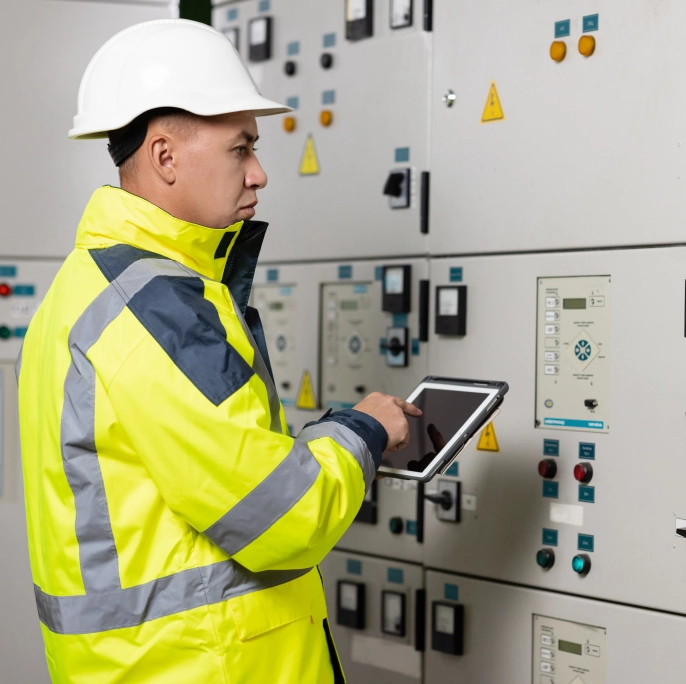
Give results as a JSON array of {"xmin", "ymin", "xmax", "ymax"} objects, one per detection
[{"xmin": 378, "ymin": 376, "xmax": 509, "ymax": 482}]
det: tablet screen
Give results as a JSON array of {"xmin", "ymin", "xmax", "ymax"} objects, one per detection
[{"xmin": 380, "ymin": 385, "xmax": 492, "ymax": 473}]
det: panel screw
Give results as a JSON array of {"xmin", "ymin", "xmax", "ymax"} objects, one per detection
[{"xmin": 442, "ymin": 89, "xmax": 456, "ymax": 108}]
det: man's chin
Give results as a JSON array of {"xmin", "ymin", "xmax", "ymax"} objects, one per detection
[{"xmin": 237, "ymin": 206, "xmax": 256, "ymax": 220}]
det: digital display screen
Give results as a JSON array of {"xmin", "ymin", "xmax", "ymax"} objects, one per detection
[
  {"xmin": 563, "ymin": 298, "xmax": 587, "ymax": 310},
  {"xmin": 558, "ymin": 639, "xmax": 582, "ymax": 655},
  {"xmin": 341, "ymin": 300, "xmax": 358, "ymax": 310},
  {"xmin": 381, "ymin": 387, "xmax": 490, "ymax": 472},
  {"xmin": 268, "ymin": 302, "xmax": 284, "ymax": 310}
]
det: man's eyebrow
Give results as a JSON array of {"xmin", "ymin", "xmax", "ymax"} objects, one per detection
[{"xmin": 235, "ymin": 131, "xmax": 259, "ymax": 144}]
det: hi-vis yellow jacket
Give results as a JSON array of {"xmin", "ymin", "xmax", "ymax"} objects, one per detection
[{"xmin": 17, "ymin": 186, "xmax": 387, "ymax": 684}]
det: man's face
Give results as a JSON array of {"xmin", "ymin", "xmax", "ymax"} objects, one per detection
[{"xmin": 153, "ymin": 111, "xmax": 267, "ymax": 229}]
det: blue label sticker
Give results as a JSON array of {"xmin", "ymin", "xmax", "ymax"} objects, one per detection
[
  {"xmin": 543, "ymin": 439, "xmax": 560, "ymax": 457},
  {"xmin": 387, "ymin": 568, "xmax": 404, "ymax": 584},
  {"xmin": 578, "ymin": 534, "xmax": 595, "ymax": 552},
  {"xmin": 258, "ymin": 0, "xmax": 271, "ymax": 12},
  {"xmin": 445, "ymin": 462, "xmax": 459, "ymax": 477},
  {"xmin": 579, "ymin": 442, "xmax": 595, "ymax": 460},
  {"xmin": 227, "ymin": 8, "xmax": 238, "ymax": 20},
  {"xmin": 287, "ymin": 41, "xmax": 300, "ymax": 56},
  {"xmin": 543, "ymin": 481, "xmax": 559, "ymax": 499},
  {"xmin": 379, "ymin": 338, "xmax": 387, "ymax": 355},
  {"xmin": 555, "ymin": 19, "xmax": 571, "ymax": 38},
  {"xmin": 374, "ymin": 266, "xmax": 383, "ymax": 281},
  {"xmin": 280, "ymin": 398, "xmax": 295, "ymax": 407},
  {"xmin": 353, "ymin": 284, "xmax": 368, "ymax": 294},
  {"xmin": 395, "ymin": 147, "xmax": 410, "ymax": 163},
  {"xmin": 405, "ymin": 520, "xmax": 417, "ymax": 536},
  {"xmin": 444, "ymin": 583, "xmax": 459, "ymax": 601},
  {"xmin": 338, "ymin": 265, "xmax": 352, "ymax": 279},
  {"xmin": 583, "ymin": 14, "xmax": 599, "ymax": 33},
  {"xmin": 322, "ymin": 90, "xmax": 336, "ymax": 105},
  {"xmin": 411, "ymin": 338, "xmax": 420, "ymax": 356},
  {"xmin": 0, "ymin": 266, "xmax": 16, "ymax": 277},
  {"xmin": 544, "ymin": 418, "xmax": 604, "ymax": 429},
  {"xmin": 323, "ymin": 32, "xmax": 336, "ymax": 48},
  {"xmin": 347, "ymin": 559, "xmax": 362, "ymax": 575},
  {"xmin": 285, "ymin": 96, "xmax": 299, "ymax": 110},
  {"xmin": 392, "ymin": 313, "xmax": 408, "ymax": 327},
  {"xmin": 542, "ymin": 528, "xmax": 558, "ymax": 546},
  {"xmin": 579, "ymin": 485, "xmax": 595, "ymax": 503},
  {"xmin": 449, "ymin": 267, "xmax": 463, "ymax": 283},
  {"xmin": 266, "ymin": 269, "xmax": 279, "ymax": 282},
  {"xmin": 12, "ymin": 285, "xmax": 35, "ymax": 296},
  {"xmin": 279, "ymin": 287, "xmax": 292, "ymax": 297},
  {"xmin": 13, "ymin": 327, "xmax": 28, "ymax": 338}
]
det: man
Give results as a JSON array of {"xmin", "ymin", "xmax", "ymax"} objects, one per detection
[{"xmin": 17, "ymin": 19, "xmax": 420, "ymax": 684}]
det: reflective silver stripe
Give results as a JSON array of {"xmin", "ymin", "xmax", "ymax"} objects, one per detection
[
  {"xmin": 231, "ymin": 294, "xmax": 282, "ymax": 433},
  {"xmin": 204, "ymin": 440, "xmax": 321, "ymax": 556},
  {"xmin": 15, "ymin": 344, "xmax": 22, "ymax": 381},
  {"xmin": 62, "ymin": 258, "xmax": 196, "ymax": 592},
  {"xmin": 298, "ymin": 422, "xmax": 375, "ymax": 492},
  {"xmin": 35, "ymin": 561, "xmax": 311, "ymax": 635}
]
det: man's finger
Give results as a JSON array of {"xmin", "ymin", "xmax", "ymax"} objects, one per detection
[{"xmin": 392, "ymin": 397, "xmax": 422, "ymax": 416}]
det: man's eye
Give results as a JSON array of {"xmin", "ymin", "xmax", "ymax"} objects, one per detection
[{"xmin": 236, "ymin": 146, "xmax": 246, "ymax": 156}]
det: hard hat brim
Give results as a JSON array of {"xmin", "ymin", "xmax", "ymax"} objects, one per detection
[{"xmin": 68, "ymin": 94, "xmax": 292, "ymax": 140}]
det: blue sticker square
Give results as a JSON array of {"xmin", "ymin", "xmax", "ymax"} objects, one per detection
[
  {"xmin": 353, "ymin": 284, "xmax": 368, "ymax": 294},
  {"xmin": 347, "ymin": 559, "xmax": 362, "ymax": 575},
  {"xmin": 579, "ymin": 443, "xmax": 595, "ymax": 460},
  {"xmin": 285, "ymin": 96, "xmax": 299, "ymax": 110},
  {"xmin": 395, "ymin": 147, "xmax": 410, "ymax": 163},
  {"xmin": 445, "ymin": 462, "xmax": 459, "ymax": 477},
  {"xmin": 266, "ymin": 269, "xmax": 279, "ymax": 282},
  {"xmin": 387, "ymin": 568, "xmax": 404, "ymax": 584},
  {"xmin": 338, "ymin": 265, "xmax": 352, "ymax": 279},
  {"xmin": 543, "ymin": 439, "xmax": 560, "ymax": 457},
  {"xmin": 287, "ymin": 41, "xmax": 300, "ymax": 56},
  {"xmin": 405, "ymin": 520, "xmax": 417, "ymax": 535},
  {"xmin": 543, "ymin": 481, "xmax": 559, "ymax": 499},
  {"xmin": 0, "ymin": 266, "xmax": 17, "ymax": 277},
  {"xmin": 555, "ymin": 20, "xmax": 571, "ymax": 38},
  {"xmin": 583, "ymin": 14, "xmax": 599, "ymax": 33},
  {"xmin": 279, "ymin": 286, "xmax": 292, "ymax": 296},
  {"xmin": 579, "ymin": 485, "xmax": 595, "ymax": 503},
  {"xmin": 258, "ymin": 0, "xmax": 271, "ymax": 12},
  {"xmin": 322, "ymin": 90, "xmax": 336, "ymax": 105},
  {"xmin": 379, "ymin": 338, "xmax": 387, "ymax": 355},
  {"xmin": 323, "ymin": 32, "xmax": 336, "ymax": 48},
  {"xmin": 542, "ymin": 528, "xmax": 558, "ymax": 546},
  {"xmin": 578, "ymin": 534, "xmax": 594, "ymax": 552},
  {"xmin": 444, "ymin": 583, "xmax": 459, "ymax": 601},
  {"xmin": 411, "ymin": 338, "xmax": 420, "ymax": 356},
  {"xmin": 392, "ymin": 313, "xmax": 408, "ymax": 327},
  {"xmin": 374, "ymin": 266, "xmax": 383, "ymax": 281},
  {"xmin": 13, "ymin": 285, "xmax": 35, "ymax": 296},
  {"xmin": 227, "ymin": 8, "xmax": 238, "ymax": 21},
  {"xmin": 13, "ymin": 327, "xmax": 28, "ymax": 338},
  {"xmin": 449, "ymin": 267, "xmax": 463, "ymax": 283}
]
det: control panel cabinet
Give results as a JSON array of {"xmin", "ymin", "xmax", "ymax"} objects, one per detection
[
  {"xmin": 320, "ymin": 550, "xmax": 424, "ymax": 684},
  {"xmin": 213, "ymin": 0, "xmax": 431, "ymax": 260},
  {"xmin": 424, "ymin": 571, "xmax": 686, "ymax": 684},
  {"xmin": 251, "ymin": 259, "xmax": 428, "ymax": 563},
  {"xmin": 424, "ymin": 248, "xmax": 686, "ymax": 616},
  {"xmin": 429, "ymin": 0, "xmax": 686, "ymax": 254}
]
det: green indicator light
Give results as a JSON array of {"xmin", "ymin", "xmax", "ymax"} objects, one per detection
[
  {"xmin": 572, "ymin": 556, "xmax": 584, "ymax": 572},
  {"xmin": 536, "ymin": 550, "xmax": 547, "ymax": 567},
  {"xmin": 0, "ymin": 325, "xmax": 12, "ymax": 340},
  {"xmin": 572, "ymin": 554, "xmax": 591, "ymax": 575},
  {"xmin": 536, "ymin": 548, "xmax": 555, "ymax": 569}
]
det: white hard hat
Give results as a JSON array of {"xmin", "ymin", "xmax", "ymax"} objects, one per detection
[{"xmin": 69, "ymin": 19, "xmax": 291, "ymax": 140}]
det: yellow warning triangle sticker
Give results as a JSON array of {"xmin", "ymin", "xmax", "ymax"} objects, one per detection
[
  {"xmin": 481, "ymin": 81, "xmax": 505, "ymax": 123},
  {"xmin": 299, "ymin": 135, "xmax": 320, "ymax": 176},
  {"xmin": 296, "ymin": 370, "xmax": 317, "ymax": 410},
  {"xmin": 477, "ymin": 422, "xmax": 500, "ymax": 452}
]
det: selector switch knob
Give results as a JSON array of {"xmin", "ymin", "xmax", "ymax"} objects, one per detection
[
  {"xmin": 538, "ymin": 459, "xmax": 558, "ymax": 479},
  {"xmin": 572, "ymin": 553, "xmax": 592, "ymax": 575},
  {"xmin": 389, "ymin": 517, "xmax": 404, "ymax": 535},
  {"xmin": 574, "ymin": 462, "xmax": 594, "ymax": 483},
  {"xmin": 536, "ymin": 548, "xmax": 555, "ymax": 569}
]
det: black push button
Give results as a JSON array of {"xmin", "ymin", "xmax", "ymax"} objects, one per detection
[
  {"xmin": 389, "ymin": 517, "xmax": 404, "ymax": 535},
  {"xmin": 320, "ymin": 53, "xmax": 334, "ymax": 69},
  {"xmin": 284, "ymin": 60, "xmax": 297, "ymax": 76}
]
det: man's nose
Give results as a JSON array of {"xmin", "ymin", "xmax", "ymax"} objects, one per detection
[{"xmin": 246, "ymin": 157, "xmax": 268, "ymax": 189}]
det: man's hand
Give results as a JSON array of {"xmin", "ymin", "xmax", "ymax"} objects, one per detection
[{"xmin": 353, "ymin": 392, "xmax": 422, "ymax": 452}]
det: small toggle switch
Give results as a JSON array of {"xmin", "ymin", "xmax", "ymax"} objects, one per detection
[{"xmin": 584, "ymin": 399, "xmax": 598, "ymax": 409}]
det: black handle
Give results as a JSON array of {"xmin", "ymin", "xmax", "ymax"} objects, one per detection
[
  {"xmin": 416, "ymin": 481, "xmax": 425, "ymax": 543},
  {"xmin": 420, "ymin": 171, "xmax": 430, "ymax": 234},
  {"xmin": 419, "ymin": 279, "xmax": 430, "ymax": 342},
  {"xmin": 414, "ymin": 589, "xmax": 426, "ymax": 651}
]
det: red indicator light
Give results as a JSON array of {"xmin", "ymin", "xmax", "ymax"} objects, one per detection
[
  {"xmin": 574, "ymin": 463, "xmax": 594, "ymax": 483},
  {"xmin": 538, "ymin": 459, "xmax": 558, "ymax": 479},
  {"xmin": 0, "ymin": 283, "xmax": 12, "ymax": 297}
]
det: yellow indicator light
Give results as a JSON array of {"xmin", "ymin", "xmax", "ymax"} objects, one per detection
[
  {"xmin": 550, "ymin": 41, "xmax": 567, "ymax": 62},
  {"xmin": 578, "ymin": 35, "xmax": 596, "ymax": 57},
  {"xmin": 320, "ymin": 110, "xmax": 333, "ymax": 127},
  {"xmin": 283, "ymin": 116, "xmax": 296, "ymax": 133}
]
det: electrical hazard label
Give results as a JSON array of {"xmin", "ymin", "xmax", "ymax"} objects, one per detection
[
  {"xmin": 296, "ymin": 370, "xmax": 317, "ymax": 409},
  {"xmin": 481, "ymin": 82, "xmax": 505, "ymax": 123},
  {"xmin": 299, "ymin": 135, "xmax": 320, "ymax": 175},
  {"xmin": 477, "ymin": 422, "xmax": 500, "ymax": 452}
]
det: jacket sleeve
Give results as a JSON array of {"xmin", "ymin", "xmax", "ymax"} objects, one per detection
[{"xmin": 107, "ymin": 333, "xmax": 387, "ymax": 573}]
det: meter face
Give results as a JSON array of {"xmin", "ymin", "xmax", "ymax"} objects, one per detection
[
  {"xmin": 384, "ymin": 267, "xmax": 404, "ymax": 294},
  {"xmin": 346, "ymin": 0, "xmax": 367, "ymax": 21},
  {"xmin": 390, "ymin": 0, "xmax": 412, "ymax": 28},
  {"xmin": 249, "ymin": 17, "xmax": 267, "ymax": 46}
]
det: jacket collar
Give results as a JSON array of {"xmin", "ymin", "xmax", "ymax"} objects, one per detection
[{"xmin": 76, "ymin": 186, "xmax": 268, "ymax": 312}]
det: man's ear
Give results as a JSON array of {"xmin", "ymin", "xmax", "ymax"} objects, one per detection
[{"xmin": 147, "ymin": 134, "xmax": 176, "ymax": 185}]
